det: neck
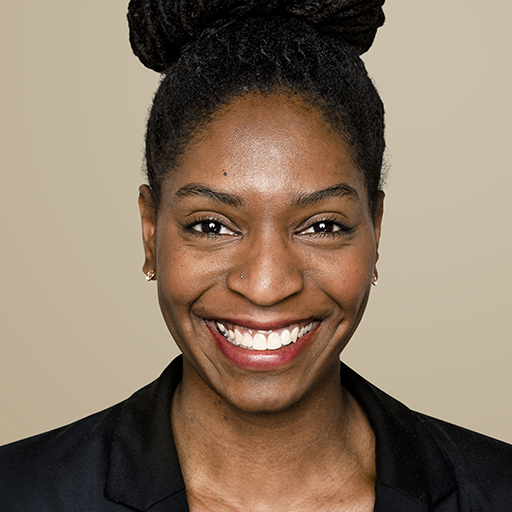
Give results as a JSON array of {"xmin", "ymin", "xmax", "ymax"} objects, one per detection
[{"xmin": 171, "ymin": 359, "xmax": 375, "ymax": 510}]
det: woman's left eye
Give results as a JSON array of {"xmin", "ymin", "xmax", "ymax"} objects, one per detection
[{"xmin": 300, "ymin": 220, "xmax": 349, "ymax": 235}]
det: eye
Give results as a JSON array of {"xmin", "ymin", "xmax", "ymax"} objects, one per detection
[
  {"xmin": 300, "ymin": 218, "xmax": 352, "ymax": 235},
  {"xmin": 187, "ymin": 217, "xmax": 236, "ymax": 236},
  {"xmin": 302, "ymin": 221, "xmax": 342, "ymax": 234}
]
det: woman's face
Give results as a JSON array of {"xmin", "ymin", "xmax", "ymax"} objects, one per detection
[{"xmin": 140, "ymin": 93, "xmax": 383, "ymax": 413}]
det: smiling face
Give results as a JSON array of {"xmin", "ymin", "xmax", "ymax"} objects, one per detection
[{"xmin": 139, "ymin": 92, "xmax": 383, "ymax": 413}]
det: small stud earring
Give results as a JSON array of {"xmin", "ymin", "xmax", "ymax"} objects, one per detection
[
  {"xmin": 146, "ymin": 269, "xmax": 155, "ymax": 281},
  {"xmin": 372, "ymin": 269, "xmax": 379, "ymax": 286},
  {"xmin": 240, "ymin": 275, "xmax": 244, "ymax": 279}
]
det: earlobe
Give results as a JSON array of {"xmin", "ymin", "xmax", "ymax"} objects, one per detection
[{"xmin": 138, "ymin": 184, "xmax": 157, "ymax": 277}]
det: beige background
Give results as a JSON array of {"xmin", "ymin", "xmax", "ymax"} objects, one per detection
[{"xmin": 1, "ymin": 1, "xmax": 511, "ymax": 446}]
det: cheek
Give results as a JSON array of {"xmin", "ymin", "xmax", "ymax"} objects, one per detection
[
  {"xmin": 155, "ymin": 231, "xmax": 228, "ymax": 311},
  {"xmin": 310, "ymin": 243, "xmax": 375, "ymax": 309},
  {"xmin": 155, "ymin": 245, "xmax": 214, "ymax": 350}
]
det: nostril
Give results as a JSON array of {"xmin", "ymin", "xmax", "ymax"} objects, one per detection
[{"xmin": 227, "ymin": 266, "xmax": 304, "ymax": 306}]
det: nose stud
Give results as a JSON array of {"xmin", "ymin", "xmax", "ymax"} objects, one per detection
[{"xmin": 240, "ymin": 275, "xmax": 244, "ymax": 279}]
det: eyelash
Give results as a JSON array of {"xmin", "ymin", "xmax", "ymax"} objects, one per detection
[
  {"xmin": 299, "ymin": 216, "xmax": 355, "ymax": 237},
  {"xmin": 183, "ymin": 215, "xmax": 354, "ymax": 239},
  {"xmin": 183, "ymin": 215, "xmax": 236, "ymax": 237}
]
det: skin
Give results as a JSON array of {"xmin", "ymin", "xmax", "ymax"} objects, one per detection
[{"xmin": 139, "ymin": 92, "xmax": 384, "ymax": 511}]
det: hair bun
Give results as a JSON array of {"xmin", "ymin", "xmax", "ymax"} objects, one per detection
[{"xmin": 127, "ymin": 0, "xmax": 385, "ymax": 72}]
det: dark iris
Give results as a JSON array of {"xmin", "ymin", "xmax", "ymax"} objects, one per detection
[
  {"xmin": 315, "ymin": 221, "xmax": 336, "ymax": 233},
  {"xmin": 201, "ymin": 221, "xmax": 221, "ymax": 234}
]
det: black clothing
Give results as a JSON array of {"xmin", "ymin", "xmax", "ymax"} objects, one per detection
[{"xmin": 1, "ymin": 356, "xmax": 511, "ymax": 511}]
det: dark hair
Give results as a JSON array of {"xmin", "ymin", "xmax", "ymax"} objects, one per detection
[{"xmin": 127, "ymin": 0, "xmax": 386, "ymax": 217}]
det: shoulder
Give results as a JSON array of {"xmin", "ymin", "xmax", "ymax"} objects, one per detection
[
  {"xmin": 341, "ymin": 363, "xmax": 512, "ymax": 508},
  {"xmin": 0, "ymin": 403, "xmax": 121, "ymax": 510},
  {"xmin": 0, "ymin": 359, "xmax": 183, "ymax": 511},
  {"xmin": 417, "ymin": 412, "xmax": 512, "ymax": 502}
]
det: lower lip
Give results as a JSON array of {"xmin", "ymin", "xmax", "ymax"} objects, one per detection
[{"xmin": 207, "ymin": 321, "xmax": 318, "ymax": 371}]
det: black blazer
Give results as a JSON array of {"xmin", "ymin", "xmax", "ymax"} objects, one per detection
[{"xmin": 1, "ymin": 356, "xmax": 511, "ymax": 511}]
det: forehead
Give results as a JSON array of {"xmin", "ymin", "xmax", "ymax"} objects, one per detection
[{"xmin": 166, "ymin": 92, "xmax": 366, "ymax": 201}]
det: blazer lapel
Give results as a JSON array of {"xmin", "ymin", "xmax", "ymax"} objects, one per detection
[
  {"xmin": 341, "ymin": 363, "xmax": 459, "ymax": 511},
  {"xmin": 105, "ymin": 357, "xmax": 188, "ymax": 511}
]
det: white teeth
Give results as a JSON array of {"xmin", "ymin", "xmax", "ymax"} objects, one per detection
[
  {"xmin": 253, "ymin": 333, "xmax": 267, "ymax": 351},
  {"xmin": 216, "ymin": 321, "xmax": 315, "ymax": 351},
  {"xmin": 242, "ymin": 333, "xmax": 253, "ymax": 348},
  {"xmin": 267, "ymin": 332, "xmax": 281, "ymax": 349},
  {"xmin": 281, "ymin": 329, "xmax": 292, "ymax": 346}
]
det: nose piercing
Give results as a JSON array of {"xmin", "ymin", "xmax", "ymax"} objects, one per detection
[{"xmin": 240, "ymin": 275, "xmax": 244, "ymax": 279}]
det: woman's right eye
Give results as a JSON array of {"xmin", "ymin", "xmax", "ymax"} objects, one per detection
[{"xmin": 188, "ymin": 218, "xmax": 235, "ymax": 236}]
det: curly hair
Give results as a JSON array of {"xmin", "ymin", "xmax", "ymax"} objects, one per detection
[{"xmin": 127, "ymin": 0, "xmax": 386, "ymax": 217}]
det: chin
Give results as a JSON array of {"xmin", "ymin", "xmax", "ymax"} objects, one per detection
[{"xmin": 223, "ymin": 387, "xmax": 304, "ymax": 415}]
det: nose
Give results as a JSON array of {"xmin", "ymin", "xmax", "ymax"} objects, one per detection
[{"xmin": 227, "ymin": 232, "xmax": 304, "ymax": 306}]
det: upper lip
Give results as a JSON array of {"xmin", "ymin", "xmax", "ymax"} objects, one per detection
[{"xmin": 206, "ymin": 317, "xmax": 317, "ymax": 331}]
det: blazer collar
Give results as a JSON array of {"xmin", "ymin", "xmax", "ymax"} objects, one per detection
[
  {"xmin": 105, "ymin": 357, "xmax": 187, "ymax": 511},
  {"xmin": 340, "ymin": 363, "xmax": 458, "ymax": 510},
  {"xmin": 105, "ymin": 357, "xmax": 458, "ymax": 511}
]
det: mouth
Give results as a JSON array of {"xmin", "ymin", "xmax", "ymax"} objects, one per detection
[{"xmin": 215, "ymin": 320, "xmax": 315, "ymax": 351}]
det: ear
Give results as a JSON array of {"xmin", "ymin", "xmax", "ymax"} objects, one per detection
[
  {"xmin": 373, "ymin": 190, "xmax": 385, "ymax": 263},
  {"xmin": 138, "ymin": 185, "xmax": 157, "ymax": 278}
]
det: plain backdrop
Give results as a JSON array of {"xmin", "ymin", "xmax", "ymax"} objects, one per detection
[{"xmin": 1, "ymin": 1, "xmax": 511, "ymax": 446}]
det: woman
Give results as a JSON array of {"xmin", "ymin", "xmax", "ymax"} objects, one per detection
[{"xmin": 1, "ymin": 1, "xmax": 511, "ymax": 510}]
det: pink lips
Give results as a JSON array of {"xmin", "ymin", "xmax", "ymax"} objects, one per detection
[{"xmin": 207, "ymin": 319, "xmax": 319, "ymax": 371}]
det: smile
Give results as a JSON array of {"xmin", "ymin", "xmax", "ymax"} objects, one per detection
[{"xmin": 215, "ymin": 320, "xmax": 314, "ymax": 351}]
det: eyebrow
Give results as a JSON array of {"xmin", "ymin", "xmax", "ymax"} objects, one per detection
[
  {"xmin": 292, "ymin": 184, "xmax": 360, "ymax": 208},
  {"xmin": 175, "ymin": 183, "xmax": 246, "ymax": 208},
  {"xmin": 174, "ymin": 182, "xmax": 359, "ymax": 209}
]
